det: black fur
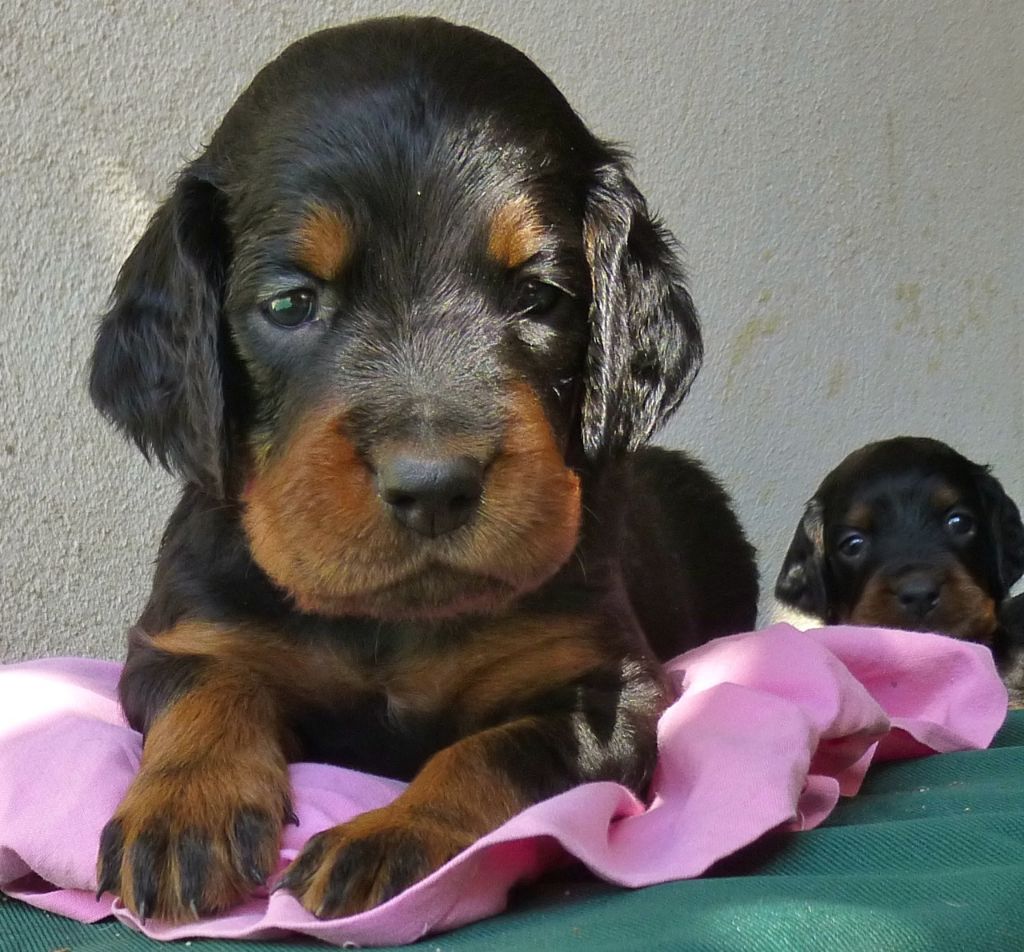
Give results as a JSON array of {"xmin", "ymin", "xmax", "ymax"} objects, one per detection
[
  {"xmin": 775, "ymin": 499, "xmax": 828, "ymax": 619},
  {"xmin": 90, "ymin": 21, "xmax": 699, "ymax": 491},
  {"xmin": 90, "ymin": 17, "xmax": 759, "ymax": 921},
  {"xmin": 775, "ymin": 436, "xmax": 1024, "ymax": 685},
  {"xmin": 90, "ymin": 172, "xmax": 235, "ymax": 495},
  {"xmin": 581, "ymin": 158, "xmax": 702, "ymax": 458}
]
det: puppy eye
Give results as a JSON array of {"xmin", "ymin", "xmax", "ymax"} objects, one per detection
[
  {"xmin": 515, "ymin": 279, "xmax": 564, "ymax": 318},
  {"xmin": 837, "ymin": 532, "xmax": 867, "ymax": 559},
  {"xmin": 262, "ymin": 290, "xmax": 318, "ymax": 327},
  {"xmin": 945, "ymin": 511, "xmax": 975, "ymax": 536}
]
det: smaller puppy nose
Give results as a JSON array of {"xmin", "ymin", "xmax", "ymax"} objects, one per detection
[
  {"xmin": 377, "ymin": 454, "xmax": 484, "ymax": 538},
  {"xmin": 896, "ymin": 575, "xmax": 941, "ymax": 619}
]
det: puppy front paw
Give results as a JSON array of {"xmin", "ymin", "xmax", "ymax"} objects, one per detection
[
  {"xmin": 278, "ymin": 804, "xmax": 473, "ymax": 918},
  {"xmin": 96, "ymin": 762, "xmax": 291, "ymax": 922}
]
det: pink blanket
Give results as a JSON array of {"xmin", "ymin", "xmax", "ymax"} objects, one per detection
[{"xmin": 0, "ymin": 624, "xmax": 1007, "ymax": 946}]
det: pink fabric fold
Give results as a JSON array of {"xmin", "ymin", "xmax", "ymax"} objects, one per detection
[{"xmin": 0, "ymin": 624, "xmax": 1007, "ymax": 946}]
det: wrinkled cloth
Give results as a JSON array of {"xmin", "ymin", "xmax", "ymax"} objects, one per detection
[{"xmin": 0, "ymin": 624, "xmax": 1007, "ymax": 946}]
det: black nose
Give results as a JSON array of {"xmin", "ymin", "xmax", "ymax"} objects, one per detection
[
  {"xmin": 377, "ymin": 454, "xmax": 484, "ymax": 537},
  {"xmin": 895, "ymin": 574, "xmax": 941, "ymax": 619}
]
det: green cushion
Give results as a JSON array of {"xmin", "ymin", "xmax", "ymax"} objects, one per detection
[{"xmin": 3, "ymin": 711, "xmax": 1021, "ymax": 951}]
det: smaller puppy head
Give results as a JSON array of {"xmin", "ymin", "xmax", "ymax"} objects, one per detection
[
  {"xmin": 88, "ymin": 19, "xmax": 701, "ymax": 620},
  {"xmin": 775, "ymin": 437, "xmax": 1024, "ymax": 641}
]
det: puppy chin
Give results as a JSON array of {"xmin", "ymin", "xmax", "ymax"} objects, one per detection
[
  {"xmin": 291, "ymin": 568, "xmax": 519, "ymax": 621},
  {"xmin": 851, "ymin": 608, "xmax": 938, "ymax": 633},
  {"xmin": 288, "ymin": 555, "xmax": 587, "ymax": 621}
]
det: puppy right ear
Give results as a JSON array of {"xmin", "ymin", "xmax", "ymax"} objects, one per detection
[
  {"xmin": 580, "ymin": 156, "xmax": 703, "ymax": 459},
  {"xmin": 774, "ymin": 500, "xmax": 830, "ymax": 619},
  {"xmin": 976, "ymin": 470, "xmax": 1024, "ymax": 595},
  {"xmin": 89, "ymin": 166, "xmax": 232, "ymax": 496}
]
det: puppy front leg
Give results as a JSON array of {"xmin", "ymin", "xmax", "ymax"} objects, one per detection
[
  {"xmin": 282, "ymin": 665, "xmax": 663, "ymax": 918},
  {"xmin": 96, "ymin": 660, "xmax": 292, "ymax": 922}
]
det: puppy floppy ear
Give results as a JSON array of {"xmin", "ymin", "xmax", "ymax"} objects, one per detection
[
  {"xmin": 89, "ymin": 166, "xmax": 232, "ymax": 496},
  {"xmin": 775, "ymin": 500, "xmax": 830, "ymax": 620},
  {"xmin": 581, "ymin": 157, "xmax": 702, "ymax": 459},
  {"xmin": 975, "ymin": 469, "xmax": 1024, "ymax": 595}
]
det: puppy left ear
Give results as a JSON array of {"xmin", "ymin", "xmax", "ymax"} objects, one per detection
[
  {"xmin": 89, "ymin": 165, "xmax": 233, "ymax": 496},
  {"xmin": 581, "ymin": 157, "xmax": 702, "ymax": 459},
  {"xmin": 976, "ymin": 469, "xmax": 1024, "ymax": 594},
  {"xmin": 774, "ymin": 500, "xmax": 830, "ymax": 620}
]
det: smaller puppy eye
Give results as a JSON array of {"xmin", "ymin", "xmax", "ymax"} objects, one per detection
[
  {"xmin": 263, "ymin": 290, "xmax": 318, "ymax": 327},
  {"xmin": 945, "ymin": 511, "xmax": 975, "ymax": 536},
  {"xmin": 837, "ymin": 533, "xmax": 866, "ymax": 558},
  {"xmin": 516, "ymin": 280, "xmax": 563, "ymax": 317}
]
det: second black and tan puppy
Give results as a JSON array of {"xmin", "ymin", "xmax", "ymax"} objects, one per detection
[
  {"xmin": 776, "ymin": 437, "xmax": 1024, "ymax": 697},
  {"xmin": 89, "ymin": 18, "xmax": 758, "ymax": 923}
]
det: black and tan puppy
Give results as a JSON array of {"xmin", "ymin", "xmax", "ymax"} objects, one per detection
[
  {"xmin": 89, "ymin": 18, "xmax": 758, "ymax": 922},
  {"xmin": 775, "ymin": 437, "xmax": 1024, "ymax": 697}
]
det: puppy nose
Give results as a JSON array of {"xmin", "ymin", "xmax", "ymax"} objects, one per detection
[
  {"xmin": 377, "ymin": 454, "xmax": 483, "ymax": 537},
  {"xmin": 895, "ymin": 575, "xmax": 941, "ymax": 619}
]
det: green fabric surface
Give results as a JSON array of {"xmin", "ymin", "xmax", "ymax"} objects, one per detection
[{"xmin": 3, "ymin": 711, "xmax": 1022, "ymax": 951}]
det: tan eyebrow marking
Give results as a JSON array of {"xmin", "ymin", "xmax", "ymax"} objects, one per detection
[
  {"xmin": 294, "ymin": 205, "xmax": 352, "ymax": 281},
  {"xmin": 844, "ymin": 503, "xmax": 874, "ymax": 531},
  {"xmin": 931, "ymin": 486, "xmax": 960, "ymax": 510},
  {"xmin": 487, "ymin": 195, "xmax": 546, "ymax": 269}
]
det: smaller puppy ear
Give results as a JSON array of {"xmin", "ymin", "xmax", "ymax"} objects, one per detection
[
  {"xmin": 774, "ymin": 500, "xmax": 830, "ymax": 619},
  {"xmin": 976, "ymin": 470, "xmax": 1024, "ymax": 594},
  {"xmin": 581, "ymin": 156, "xmax": 703, "ymax": 459},
  {"xmin": 89, "ymin": 167, "xmax": 232, "ymax": 496}
]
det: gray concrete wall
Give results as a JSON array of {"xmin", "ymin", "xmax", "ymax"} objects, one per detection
[{"xmin": 1, "ymin": 0, "xmax": 1021, "ymax": 660}]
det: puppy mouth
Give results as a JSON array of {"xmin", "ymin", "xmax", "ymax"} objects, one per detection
[
  {"xmin": 849, "ymin": 565, "xmax": 998, "ymax": 642},
  {"xmin": 242, "ymin": 388, "xmax": 582, "ymax": 620},
  {"xmin": 246, "ymin": 484, "xmax": 580, "ymax": 619}
]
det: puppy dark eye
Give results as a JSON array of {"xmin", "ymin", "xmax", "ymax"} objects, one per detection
[
  {"xmin": 262, "ymin": 290, "xmax": 318, "ymax": 327},
  {"xmin": 515, "ymin": 280, "xmax": 563, "ymax": 317},
  {"xmin": 837, "ymin": 533, "xmax": 867, "ymax": 559},
  {"xmin": 945, "ymin": 511, "xmax": 975, "ymax": 536}
]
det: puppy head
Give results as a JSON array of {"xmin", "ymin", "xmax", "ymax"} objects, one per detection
[
  {"xmin": 776, "ymin": 436, "xmax": 1024, "ymax": 640},
  {"xmin": 89, "ymin": 18, "xmax": 701, "ymax": 620}
]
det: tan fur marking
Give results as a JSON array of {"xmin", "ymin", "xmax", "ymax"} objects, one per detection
[
  {"xmin": 103, "ymin": 639, "xmax": 291, "ymax": 921},
  {"xmin": 850, "ymin": 564, "xmax": 997, "ymax": 641},
  {"xmin": 843, "ymin": 503, "xmax": 874, "ymax": 531},
  {"xmin": 156, "ymin": 612, "xmax": 604, "ymax": 736},
  {"xmin": 382, "ymin": 612, "xmax": 606, "ymax": 727},
  {"xmin": 487, "ymin": 195, "xmax": 546, "ymax": 268},
  {"xmin": 930, "ymin": 485, "xmax": 960, "ymax": 510},
  {"xmin": 295, "ymin": 205, "xmax": 352, "ymax": 280},
  {"xmin": 242, "ymin": 387, "xmax": 580, "ymax": 621},
  {"xmin": 941, "ymin": 564, "xmax": 998, "ymax": 642},
  {"xmin": 288, "ymin": 718, "xmax": 540, "ymax": 917},
  {"xmin": 151, "ymin": 621, "xmax": 370, "ymax": 711}
]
